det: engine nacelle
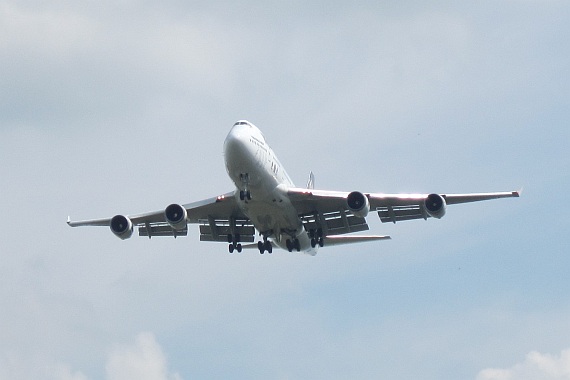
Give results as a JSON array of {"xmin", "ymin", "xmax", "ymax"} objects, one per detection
[
  {"xmin": 110, "ymin": 214, "xmax": 134, "ymax": 240},
  {"xmin": 347, "ymin": 191, "xmax": 370, "ymax": 218},
  {"xmin": 424, "ymin": 193, "xmax": 447, "ymax": 219},
  {"xmin": 164, "ymin": 203, "xmax": 188, "ymax": 230}
]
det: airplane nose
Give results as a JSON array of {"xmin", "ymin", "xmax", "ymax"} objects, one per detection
[
  {"xmin": 224, "ymin": 125, "xmax": 245, "ymax": 155},
  {"xmin": 224, "ymin": 124, "xmax": 251, "ymax": 170}
]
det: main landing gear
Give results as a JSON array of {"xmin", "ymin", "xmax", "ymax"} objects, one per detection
[
  {"xmin": 227, "ymin": 234, "xmax": 242, "ymax": 253},
  {"xmin": 309, "ymin": 228, "xmax": 324, "ymax": 248},
  {"xmin": 286, "ymin": 238, "xmax": 301, "ymax": 252},
  {"xmin": 258, "ymin": 238, "xmax": 272, "ymax": 254}
]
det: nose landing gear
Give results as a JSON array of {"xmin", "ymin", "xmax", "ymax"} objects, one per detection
[
  {"xmin": 239, "ymin": 190, "xmax": 251, "ymax": 201},
  {"xmin": 238, "ymin": 173, "xmax": 252, "ymax": 201}
]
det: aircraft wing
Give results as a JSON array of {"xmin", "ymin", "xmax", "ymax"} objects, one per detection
[
  {"xmin": 370, "ymin": 190, "xmax": 520, "ymax": 223},
  {"xmin": 288, "ymin": 188, "xmax": 520, "ymax": 229},
  {"xmin": 68, "ymin": 191, "xmax": 255, "ymax": 241}
]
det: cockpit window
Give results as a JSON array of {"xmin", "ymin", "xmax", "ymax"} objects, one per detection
[{"xmin": 233, "ymin": 121, "xmax": 251, "ymax": 127}]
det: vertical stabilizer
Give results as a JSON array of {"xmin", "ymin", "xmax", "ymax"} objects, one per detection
[{"xmin": 306, "ymin": 171, "xmax": 315, "ymax": 189}]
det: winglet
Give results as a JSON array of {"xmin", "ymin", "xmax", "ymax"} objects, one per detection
[
  {"xmin": 67, "ymin": 216, "xmax": 71, "ymax": 226},
  {"xmin": 514, "ymin": 187, "xmax": 523, "ymax": 197}
]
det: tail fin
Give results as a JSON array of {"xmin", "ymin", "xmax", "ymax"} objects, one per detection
[{"xmin": 306, "ymin": 171, "xmax": 315, "ymax": 189}]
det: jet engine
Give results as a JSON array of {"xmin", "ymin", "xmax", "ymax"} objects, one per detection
[
  {"xmin": 424, "ymin": 193, "xmax": 447, "ymax": 219},
  {"xmin": 164, "ymin": 203, "xmax": 188, "ymax": 230},
  {"xmin": 347, "ymin": 191, "xmax": 370, "ymax": 218},
  {"xmin": 110, "ymin": 214, "xmax": 134, "ymax": 239}
]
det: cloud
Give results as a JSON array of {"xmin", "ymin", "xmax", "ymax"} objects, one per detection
[
  {"xmin": 106, "ymin": 333, "xmax": 182, "ymax": 380},
  {"xmin": 0, "ymin": 333, "xmax": 180, "ymax": 380},
  {"xmin": 477, "ymin": 348, "xmax": 570, "ymax": 380}
]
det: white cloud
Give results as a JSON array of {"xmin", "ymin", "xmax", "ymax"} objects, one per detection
[
  {"xmin": 106, "ymin": 332, "xmax": 182, "ymax": 380},
  {"xmin": 477, "ymin": 348, "xmax": 570, "ymax": 380},
  {"xmin": 0, "ymin": 333, "xmax": 180, "ymax": 380}
]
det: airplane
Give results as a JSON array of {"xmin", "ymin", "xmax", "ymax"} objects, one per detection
[{"xmin": 68, "ymin": 120, "xmax": 520, "ymax": 255}]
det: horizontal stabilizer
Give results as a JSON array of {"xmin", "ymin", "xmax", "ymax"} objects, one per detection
[{"xmin": 323, "ymin": 235, "xmax": 391, "ymax": 247}]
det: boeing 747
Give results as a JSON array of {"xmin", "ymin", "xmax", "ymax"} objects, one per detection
[{"xmin": 68, "ymin": 120, "xmax": 519, "ymax": 255}]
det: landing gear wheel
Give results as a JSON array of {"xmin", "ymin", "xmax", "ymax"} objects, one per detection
[
  {"xmin": 229, "ymin": 234, "xmax": 242, "ymax": 253},
  {"xmin": 239, "ymin": 190, "xmax": 252, "ymax": 201},
  {"xmin": 239, "ymin": 174, "xmax": 251, "ymax": 201},
  {"xmin": 286, "ymin": 239, "xmax": 293, "ymax": 252},
  {"xmin": 294, "ymin": 239, "xmax": 301, "ymax": 252},
  {"xmin": 258, "ymin": 239, "xmax": 272, "ymax": 254}
]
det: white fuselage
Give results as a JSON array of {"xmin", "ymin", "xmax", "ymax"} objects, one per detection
[{"xmin": 223, "ymin": 121, "xmax": 315, "ymax": 254}]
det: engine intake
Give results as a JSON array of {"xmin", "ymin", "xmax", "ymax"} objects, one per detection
[
  {"xmin": 424, "ymin": 193, "xmax": 446, "ymax": 219},
  {"xmin": 164, "ymin": 203, "xmax": 188, "ymax": 230},
  {"xmin": 347, "ymin": 191, "xmax": 370, "ymax": 218},
  {"xmin": 110, "ymin": 215, "xmax": 133, "ymax": 240}
]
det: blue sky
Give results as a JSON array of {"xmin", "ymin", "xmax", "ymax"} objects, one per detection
[{"xmin": 1, "ymin": 1, "xmax": 569, "ymax": 379}]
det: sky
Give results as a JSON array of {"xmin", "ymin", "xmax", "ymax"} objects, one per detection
[{"xmin": 0, "ymin": 1, "xmax": 569, "ymax": 379}]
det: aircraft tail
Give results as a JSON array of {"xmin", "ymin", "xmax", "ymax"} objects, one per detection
[{"xmin": 306, "ymin": 171, "xmax": 315, "ymax": 189}]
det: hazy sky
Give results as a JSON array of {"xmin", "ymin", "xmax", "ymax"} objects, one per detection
[{"xmin": 1, "ymin": 1, "xmax": 569, "ymax": 379}]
